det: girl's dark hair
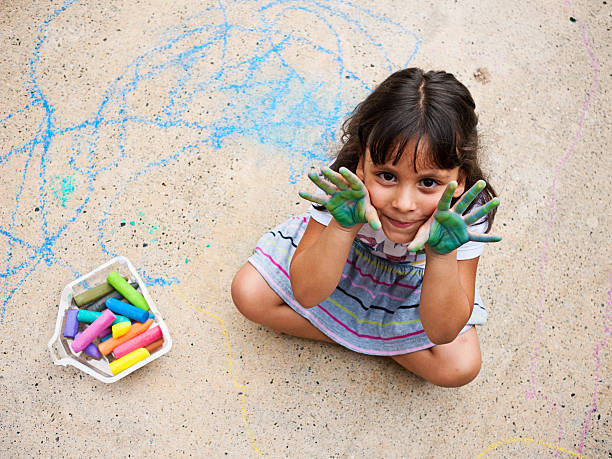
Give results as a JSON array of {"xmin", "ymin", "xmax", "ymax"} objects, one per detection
[{"xmin": 328, "ymin": 67, "xmax": 497, "ymax": 230}]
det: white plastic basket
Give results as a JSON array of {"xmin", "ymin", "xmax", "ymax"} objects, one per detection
[{"xmin": 48, "ymin": 256, "xmax": 172, "ymax": 383}]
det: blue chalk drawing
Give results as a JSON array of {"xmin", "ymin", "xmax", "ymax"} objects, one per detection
[{"xmin": 0, "ymin": 0, "xmax": 420, "ymax": 323}]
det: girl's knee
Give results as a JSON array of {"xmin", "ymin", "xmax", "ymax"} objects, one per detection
[
  {"xmin": 230, "ymin": 264, "xmax": 278, "ymax": 324},
  {"xmin": 431, "ymin": 352, "xmax": 481, "ymax": 388}
]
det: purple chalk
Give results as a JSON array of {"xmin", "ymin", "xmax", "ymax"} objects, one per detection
[
  {"xmin": 63, "ymin": 309, "xmax": 79, "ymax": 338},
  {"xmin": 75, "ymin": 332, "xmax": 101, "ymax": 359},
  {"xmin": 71, "ymin": 309, "xmax": 115, "ymax": 353},
  {"xmin": 99, "ymin": 326, "xmax": 112, "ymax": 338}
]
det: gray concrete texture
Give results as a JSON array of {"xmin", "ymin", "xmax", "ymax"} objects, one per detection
[{"xmin": 1, "ymin": 0, "xmax": 610, "ymax": 457}]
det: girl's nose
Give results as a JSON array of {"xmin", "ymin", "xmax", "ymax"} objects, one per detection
[{"xmin": 392, "ymin": 187, "xmax": 417, "ymax": 212}]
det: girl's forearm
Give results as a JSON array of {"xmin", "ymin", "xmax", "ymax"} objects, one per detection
[
  {"xmin": 290, "ymin": 220, "xmax": 360, "ymax": 308},
  {"xmin": 419, "ymin": 248, "xmax": 471, "ymax": 344}
]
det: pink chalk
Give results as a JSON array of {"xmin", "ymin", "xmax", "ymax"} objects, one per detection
[
  {"xmin": 112, "ymin": 326, "xmax": 162, "ymax": 359},
  {"xmin": 71, "ymin": 309, "xmax": 116, "ymax": 353},
  {"xmin": 75, "ymin": 332, "xmax": 101, "ymax": 359}
]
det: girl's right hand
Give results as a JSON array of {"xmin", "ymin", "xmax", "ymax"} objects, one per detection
[{"xmin": 299, "ymin": 166, "xmax": 381, "ymax": 230}]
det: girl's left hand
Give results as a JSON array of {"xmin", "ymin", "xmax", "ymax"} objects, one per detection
[{"xmin": 407, "ymin": 180, "xmax": 501, "ymax": 254}]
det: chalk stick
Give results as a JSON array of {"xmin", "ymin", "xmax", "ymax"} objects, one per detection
[
  {"xmin": 100, "ymin": 333, "xmax": 112, "ymax": 342},
  {"xmin": 109, "ymin": 348, "xmax": 150, "ymax": 375},
  {"xmin": 77, "ymin": 309, "xmax": 130, "ymax": 325},
  {"xmin": 99, "ymin": 327, "xmax": 112, "ymax": 338},
  {"xmin": 75, "ymin": 332, "xmax": 101, "ymax": 359},
  {"xmin": 73, "ymin": 282, "xmax": 115, "ymax": 307},
  {"xmin": 85, "ymin": 281, "xmax": 139, "ymax": 312},
  {"xmin": 112, "ymin": 321, "xmax": 131, "ymax": 339},
  {"xmin": 112, "ymin": 326, "xmax": 162, "ymax": 359},
  {"xmin": 63, "ymin": 309, "xmax": 79, "ymax": 338},
  {"xmin": 71, "ymin": 309, "xmax": 116, "ymax": 353},
  {"xmin": 144, "ymin": 338, "xmax": 164, "ymax": 354},
  {"xmin": 148, "ymin": 312, "xmax": 155, "ymax": 320},
  {"xmin": 97, "ymin": 319, "xmax": 153, "ymax": 356},
  {"xmin": 105, "ymin": 298, "xmax": 149, "ymax": 323},
  {"xmin": 107, "ymin": 272, "xmax": 149, "ymax": 311}
]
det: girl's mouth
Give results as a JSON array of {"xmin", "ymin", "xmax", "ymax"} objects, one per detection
[{"xmin": 385, "ymin": 215, "xmax": 417, "ymax": 229}]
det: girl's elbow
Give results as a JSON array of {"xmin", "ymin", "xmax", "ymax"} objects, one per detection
[
  {"xmin": 425, "ymin": 328, "xmax": 460, "ymax": 345},
  {"xmin": 290, "ymin": 282, "xmax": 319, "ymax": 309}
]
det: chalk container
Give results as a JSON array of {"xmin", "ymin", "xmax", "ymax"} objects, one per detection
[{"xmin": 48, "ymin": 256, "xmax": 172, "ymax": 383}]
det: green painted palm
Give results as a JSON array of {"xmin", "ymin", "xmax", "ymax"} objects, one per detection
[
  {"xmin": 299, "ymin": 167, "xmax": 381, "ymax": 230},
  {"xmin": 408, "ymin": 180, "xmax": 501, "ymax": 254}
]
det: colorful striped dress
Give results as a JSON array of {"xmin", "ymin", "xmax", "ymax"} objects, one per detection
[{"xmin": 247, "ymin": 207, "xmax": 488, "ymax": 356}]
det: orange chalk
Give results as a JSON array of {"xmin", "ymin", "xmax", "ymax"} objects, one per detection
[
  {"xmin": 97, "ymin": 319, "xmax": 153, "ymax": 356},
  {"xmin": 144, "ymin": 338, "xmax": 164, "ymax": 354}
]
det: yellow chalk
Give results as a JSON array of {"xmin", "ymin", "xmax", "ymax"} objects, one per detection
[
  {"xmin": 109, "ymin": 348, "xmax": 150, "ymax": 375},
  {"xmin": 112, "ymin": 321, "xmax": 131, "ymax": 339}
]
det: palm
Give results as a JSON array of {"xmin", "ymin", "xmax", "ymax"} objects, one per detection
[
  {"xmin": 408, "ymin": 180, "xmax": 501, "ymax": 254},
  {"xmin": 300, "ymin": 167, "xmax": 380, "ymax": 230}
]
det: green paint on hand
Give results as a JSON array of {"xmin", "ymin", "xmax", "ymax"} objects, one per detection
[
  {"xmin": 300, "ymin": 167, "xmax": 380, "ymax": 230},
  {"xmin": 409, "ymin": 180, "xmax": 501, "ymax": 254}
]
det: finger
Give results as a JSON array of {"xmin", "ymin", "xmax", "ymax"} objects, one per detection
[
  {"xmin": 339, "ymin": 167, "xmax": 365, "ymax": 191},
  {"xmin": 298, "ymin": 191, "xmax": 326, "ymax": 206},
  {"xmin": 321, "ymin": 167, "xmax": 349, "ymax": 191},
  {"xmin": 454, "ymin": 180, "xmax": 486, "ymax": 214},
  {"xmin": 438, "ymin": 181, "xmax": 457, "ymax": 211},
  {"xmin": 365, "ymin": 207, "xmax": 381, "ymax": 230},
  {"xmin": 407, "ymin": 218, "xmax": 432, "ymax": 252},
  {"xmin": 308, "ymin": 170, "xmax": 338, "ymax": 196},
  {"xmin": 407, "ymin": 228, "xmax": 428, "ymax": 252},
  {"xmin": 467, "ymin": 230, "xmax": 502, "ymax": 243},
  {"xmin": 464, "ymin": 197, "xmax": 500, "ymax": 225}
]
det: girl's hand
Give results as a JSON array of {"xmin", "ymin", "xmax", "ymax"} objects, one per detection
[
  {"xmin": 299, "ymin": 167, "xmax": 381, "ymax": 230},
  {"xmin": 408, "ymin": 180, "xmax": 501, "ymax": 254}
]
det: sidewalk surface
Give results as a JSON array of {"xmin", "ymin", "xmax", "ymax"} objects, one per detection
[{"xmin": 0, "ymin": 0, "xmax": 609, "ymax": 457}]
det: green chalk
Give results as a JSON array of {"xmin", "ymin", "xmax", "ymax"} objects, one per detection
[
  {"xmin": 107, "ymin": 271, "xmax": 149, "ymax": 311},
  {"xmin": 73, "ymin": 282, "xmax": 115, "ymax": 306}
]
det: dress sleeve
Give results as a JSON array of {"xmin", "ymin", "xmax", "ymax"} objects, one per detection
[
  {"xmin": 307, "ymin": 205, "xmax": 332, "ymax": 226},
  {"xmin": 456, "ymin": 218, "xmax": 489, "ymax": 260}
]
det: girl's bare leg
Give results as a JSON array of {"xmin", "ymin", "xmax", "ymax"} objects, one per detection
[
  {"xmin": 232, "ymin": 263, "xmax": 480, "ymax": 387},
  {"xmin": 231, "ymin": 263, "xmax": 334, "ymax": 343},
  {"xmin": 391, "ymin": 327, "xmax": 482, "ymax": 387}
]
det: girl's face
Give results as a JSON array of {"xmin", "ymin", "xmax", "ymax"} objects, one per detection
[{"xmin": 356, "ymin": 141, "xmax": 465, "ymax": 244}]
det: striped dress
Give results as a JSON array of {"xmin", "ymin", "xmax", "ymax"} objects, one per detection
[{"xmin": 247, "ymin": 208, "xmax": 488, "ymax": 356}]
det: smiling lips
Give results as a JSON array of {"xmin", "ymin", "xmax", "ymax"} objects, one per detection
[{"xmin": 385, "ymin": 215, "xmax": 419, "ymax": 228}]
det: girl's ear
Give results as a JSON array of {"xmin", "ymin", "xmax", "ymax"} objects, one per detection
[{"xmin": 453, "ymin": 169, "xmax": 466, "ymax": 197}]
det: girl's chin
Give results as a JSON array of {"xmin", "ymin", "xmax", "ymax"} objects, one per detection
[{"xmin": 380, "ymin": 225, "xmax": 419, "ymax": 244}]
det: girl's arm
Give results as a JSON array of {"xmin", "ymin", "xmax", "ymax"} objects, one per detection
[
  {"xmin": 407, "ymin": 179, "xmax": 500, "ymax": 345},
  {"xmin": 293, "ymin": 166, "xmax": 380, "ymax": 308},
  {"xmin": 419, "ymin": 252, "xmax": 478, "ymax": 344},
  {"xmin": 289, "ymin": 218, "xmax": 359, "ymax": 308}
]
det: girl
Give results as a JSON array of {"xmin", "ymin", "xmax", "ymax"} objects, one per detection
[{"xmin": 231, "ymin": 68, "xmax": 501, "ymax": 388}]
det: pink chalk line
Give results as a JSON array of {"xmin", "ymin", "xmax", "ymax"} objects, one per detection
[
  {"xmin": 526, "ymin": 2, "xmax": 601, "ymax": 457},
  {"xmin": 578, "ymin": 274, "xmax": 611, "ymax": 453}
]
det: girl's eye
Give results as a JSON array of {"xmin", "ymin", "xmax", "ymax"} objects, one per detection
[
  {"xmin": 420, "ymin": 178, "xmax": 438, "ymax": 188},
  {"xmin": 377, "ymin": 172, "xmax": 396, "ymax": 182}
]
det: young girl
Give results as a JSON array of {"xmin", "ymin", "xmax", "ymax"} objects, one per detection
[{"xmin": 231, "ymin": 68, "xmax": 501, "ymax": 388}]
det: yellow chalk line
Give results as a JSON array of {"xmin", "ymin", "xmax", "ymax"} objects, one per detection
[
  {"xmin": 173, "ymin": 286, "xmax": 263, "ymax": 457},
  {"xmin": 477, "ymin": 437, "xmax": 586, "ymax": 458}
]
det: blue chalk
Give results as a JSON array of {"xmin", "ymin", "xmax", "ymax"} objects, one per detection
[
  {"xmin": 148, "ymin": 312, "xmax": 155, "ymax": 319},
  {"xmin": 105, "ymin": 297, "xmax": 149, "ymax": 323}
]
